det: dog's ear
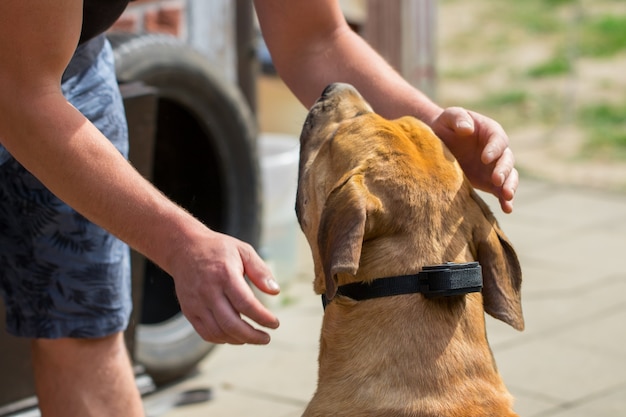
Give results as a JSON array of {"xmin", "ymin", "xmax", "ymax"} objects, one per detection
[
  {"xmin": 471, "ymin": 189, "xmax": 524, "ymax": 331},
  {"xmin": 317, "ymin": 174, "xmax": 379, "ymax": 301}
]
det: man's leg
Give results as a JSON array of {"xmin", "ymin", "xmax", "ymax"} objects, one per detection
[
  {"xmin": 32, "ymin": 332, "xmax": 144, "ymax": 417},
  {"xmin": 30, "ymin": 36, "xmax": 140, "ymax": 415}
]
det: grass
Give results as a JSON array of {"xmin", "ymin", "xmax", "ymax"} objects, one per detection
[
  {"xmin": 470, "ymin": 88, "xmax": 568, "ymax": 129},
  {"xmin": 478, "ymin": 90, "xmax": 529, "ymax": 108},
  {"xmin": 572, "ymin": 11, "xmax": 626, "ymax": 159},
  {"xmin": 579, "ymin": 102, "xmax": 626, "ymax": 159},
  {"xmin": 579, "ymin": 15, "xmax": 626, "ymax": 57},
  {"xmin": 527, "ymin": 54, "xmax": 573, "ymax": 77}
]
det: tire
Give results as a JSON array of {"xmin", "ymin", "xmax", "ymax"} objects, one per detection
[{"xmin": 109, "ymin": 33, "xmax": 261, "ymax": 384}]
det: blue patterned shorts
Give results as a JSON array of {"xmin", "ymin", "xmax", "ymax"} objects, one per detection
[{"xmin": 0, "ymin": 35, "xmax": 132, "ymax": 339}]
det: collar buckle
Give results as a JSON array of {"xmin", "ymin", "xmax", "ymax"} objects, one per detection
[{"xmin": 419, "ymin": 262, "xmax": 483, "ymax": 298}]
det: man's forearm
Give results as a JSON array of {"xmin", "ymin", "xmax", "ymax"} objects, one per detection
[
  {"xmin": 0, "ymin": 91, "xmax": 199, "ymax": 275},
  {"xmin": 268, "ymin": 20, "xmax": 442, "ymax": 123}
]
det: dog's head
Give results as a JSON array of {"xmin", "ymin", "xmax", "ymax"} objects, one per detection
[{"xmin": 296, "ymin": 83, "xmax": 523, "ymax": 330}]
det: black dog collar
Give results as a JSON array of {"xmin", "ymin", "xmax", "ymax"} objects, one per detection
[{"xmin": 322, "ymin": 262, "xmax": 482, "ymax": 309}]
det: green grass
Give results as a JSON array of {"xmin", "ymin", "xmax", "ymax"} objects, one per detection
[
  {"xmin": 480, "ymin": 90, "xmax": 529, "ymax": 107},
  {"xmin": 543, "ymin": 0, "xmax": 577, "ymax": 5},
  {"xmin": 527, "ymin": 54, "xmax": 573, "ymax": 77},
  {"xmin": 580, "ymin": 15, "xmax": 626, "ymax": 57},
  {"xmin": 482, "ymin": 0, "xmax": 570, "ymax": 34},
  {"xmin": 579, "ymin": 102, "xmax": 626, "ymax": 159},
  {"xmin": 471, "ymin": 89, "xmax": 567, "ymax": 127},
  {"xmin": 468, "ymin": 90, "xmax": 531, "ymax": 128}
]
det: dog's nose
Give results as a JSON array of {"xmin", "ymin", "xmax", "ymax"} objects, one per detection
[
  {"xmin": 320, "ymin": 83, "xmax": 338, "ymax": 99},
  {"xmin": 320, "ymin": 83, "xmax": 358, "ymax": 100}
]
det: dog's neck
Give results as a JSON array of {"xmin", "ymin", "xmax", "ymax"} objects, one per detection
[{"xmin": 308, "ymin": 291, "xmax": 514, "ymax": 416}]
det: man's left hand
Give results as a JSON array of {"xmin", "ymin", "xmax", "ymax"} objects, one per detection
[{"xmin": 430, "ymin": 107, "xmax": 518, "ymax": 213}]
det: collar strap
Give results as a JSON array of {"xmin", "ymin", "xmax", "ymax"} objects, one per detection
[{"xmin": 322, "ymin": 262, "xmax": 482, "ymax": 309}]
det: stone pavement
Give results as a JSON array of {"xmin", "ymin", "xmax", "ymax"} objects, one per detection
[{"xmin": 146, "ymin": 178, "xmax": 626, "ymax": 417}]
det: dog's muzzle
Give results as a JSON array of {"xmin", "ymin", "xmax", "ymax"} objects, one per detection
[{"xmin": 322, "ymin": 262, "xmax": 483, "ymax": 309}]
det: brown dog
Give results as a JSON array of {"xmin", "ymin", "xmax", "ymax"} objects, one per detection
[{"xmin": 295, "ymin": 83, "xmax": 523, "ymax": 417}]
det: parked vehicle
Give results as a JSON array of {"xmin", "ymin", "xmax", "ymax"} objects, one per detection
[{"xmin": 0, "ymin": 33, "xmax": 261, "ymax": 416}]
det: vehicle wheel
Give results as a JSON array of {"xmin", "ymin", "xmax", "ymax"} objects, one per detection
[{"xmin": 109, "ymin": 33, "xmax": 261, "ymax": 384}]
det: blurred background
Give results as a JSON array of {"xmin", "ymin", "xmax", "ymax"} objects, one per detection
[
  {"xmin": 257, "ymin": 0, "xmax": 626, "ymax": 191},
  {"xmin": 1, "ymin": 0, "xmax": 625, "ymax": 416},
  {"xmin": 436, "ymin": 0, "xmax": 626, "ymax": 191}
]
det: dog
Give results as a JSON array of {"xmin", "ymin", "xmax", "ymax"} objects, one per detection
[{"xmin": 295, "ymin": 83, "xmax": 523, "ymax": 417}]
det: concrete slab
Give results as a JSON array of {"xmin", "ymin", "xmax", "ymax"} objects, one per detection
[
  {"xmin": 545, "ymin": 383, "xmax": 626, "ymax": 417},
  {"xmin": 495, "ymin": 339, "xmax": 626, "ymax": 405}
]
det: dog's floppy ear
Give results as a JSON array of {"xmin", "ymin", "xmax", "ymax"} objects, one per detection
[
  {"xmin": 317, "ymin": 174, "xmax": 379, "ymax": 301},
  {"xmin": 471, "ymin": 189, "xmax": 524, "ymax": 331}
]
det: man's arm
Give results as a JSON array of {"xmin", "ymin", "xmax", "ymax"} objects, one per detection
[
  {"xmin": 254, "ymin": 0, "xmax": 517, "ymax": 212},
  {"xmin": 254, "ymin": 0, "xmax": 439, "ymax": 121},
  {"xmin": 0, "ymin": 0, "xmax": 279, "ymax": 344}
]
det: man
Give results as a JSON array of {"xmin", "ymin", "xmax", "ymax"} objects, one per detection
[{"xmin": 0, "ymin": 0, "xmax": 517, "ymax": 415}]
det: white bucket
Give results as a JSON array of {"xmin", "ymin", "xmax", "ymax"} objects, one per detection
[{"xmin": 258, "ymin": 133, "xmax": 300, "ymax": 287}]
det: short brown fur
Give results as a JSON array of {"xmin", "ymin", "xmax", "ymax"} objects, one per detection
[{"xmin": 296, "ymin": 83, "xmax": 523, "ymax": 417}]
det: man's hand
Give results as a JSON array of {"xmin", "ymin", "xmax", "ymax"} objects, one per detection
[
  {"xmin": 430, "ymin": 107, "xmax": 518, "ymax": 213},
  {"xmin": 170, "ymin": 229, "xmax": 281, "ymax": 345}
]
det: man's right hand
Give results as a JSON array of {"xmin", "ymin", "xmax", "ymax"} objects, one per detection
[{"xmin": 169, "ymin": 228, "xmax": 281, "ymax": 345}]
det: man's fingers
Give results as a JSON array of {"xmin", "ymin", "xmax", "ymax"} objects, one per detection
[
  {"xmin": 181, "ymin": 272, "xmax": 278, "ymax": 345},
  {"xmin": 239, "ymin": 245, "xmax": 281, "ymax": 296},
  {"xmin": 454, "ymin": 117, "xmax": 474, "ymax": 135},
  {"xmin": 491, "ymin": 147, "xmax": 515, "ymax": 187},
  {"xmin": 207, "ymin": 271, "xmax": 279, "ymax": 344},
  {"xmin": 213, "ymin": 296, "xmax": 273, "ymax": 345},
  {"xmin": 190, "ymin": 294, "xmax": 273, "ymax": 345},
  {"xmin": 437, "ymin": 106, "xmax": 474, "ymax": 134},
  {"xmin": 499, "ymin": 193, "xmax": 514, "ymax": 214},
  {"xmin": 226, "ymin": 275, "xmax": 280, "ymax": 331},
  {"xmin": 502, "ymin": 167, "xmax": 518, "ymax": 201},
  {"xmin": 186, "ymin": 311, "xmax": 228, "ymax": 345},
  {"xmin": 495, "ymin": 166, "xmax": 518, "ymax": 214}
]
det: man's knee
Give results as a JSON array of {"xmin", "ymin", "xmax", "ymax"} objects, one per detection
[
  {"xmin": 31, "ymin": 332, "xmax": 143, "ymax": 417},
  {"xmin": 32, "ymin": 332, "xmax": 129, "ymax": 368}
]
